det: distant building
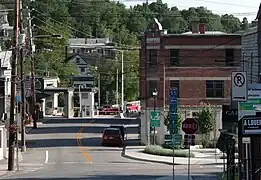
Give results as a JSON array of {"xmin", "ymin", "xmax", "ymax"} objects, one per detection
[
  {"xmin": 139, "ymin": 19, "xmax": 241, "ymax": 145},
  {"xmin": 0, "ymin": 11, "xmax": 12, "ymax": 40},
  {"xmin": 241, "ymin": 26, "xmax": 258, "ymax": 83},
  {"xmin": 67, "ymin": 38, "xmax": 116, "ymax": 93},
  {"xmin": 0, "ymin": 50, "xmax": 12, "ymax": 116}
]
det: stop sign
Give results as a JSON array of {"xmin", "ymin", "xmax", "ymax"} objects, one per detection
[{"xmin": 182, "ymin": 118, "xmax": 198, "ymax": 134}]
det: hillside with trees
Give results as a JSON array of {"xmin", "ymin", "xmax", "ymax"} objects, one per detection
[{"xmin": 0, "ymin": 0, "xmax": 254, "ymax": 103}]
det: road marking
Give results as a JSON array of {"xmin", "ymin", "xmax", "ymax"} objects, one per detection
[
  {"xmin": 76, "ymin": 127, "xmax": 93, "ymax": 164},
  {"xmin": 45, "ymin": 150, "xmax": 48, "ymax": 163}
]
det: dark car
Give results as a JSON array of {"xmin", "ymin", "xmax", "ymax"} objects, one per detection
[
  {"xmin": 109, "ymin": 125, "xmax": 127, "ymax": 141},
  {"xmin": 101, "ymin": 128, "xmax": 123, "ymax": 147}
]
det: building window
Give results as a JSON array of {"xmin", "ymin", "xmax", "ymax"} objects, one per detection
[
  {"xmin": 72, "ymin": 49, "xmax": 75, "ymax": 53},
  {"xmin": 206, "ymin": 80, "xmax": 224, "ymax": 98},
  {"xmin": 148, "ymin": 80, "xmax": 157, "ymax": 97},
  {"xmin": 76, "ymin": 58, "xmax": 80, "ymax": 64},
  {"xmin": 148, "ymin": 50, "xmax": 157, "ymax": 66},
  {"xmin": 170, "ymin": 80, "xmax": 179, "ymax": 97},
  {"xmin": 225, "ymin": 49, "xmax": 234, "ymax": 66},
  {"xmin": 170, "ymin": 49, "xmax": 179, "ymax": 66},
  {"xmin": 77, "ymin": 49, "xmax": 80, "ymax": 53},
  {"xmin": 80, "ymin": 68, "xmax": 85, "ymax": 73}
]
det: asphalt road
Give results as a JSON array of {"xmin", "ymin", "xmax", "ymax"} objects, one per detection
[{"xmin": 0, "ymin": 118, "xmax": 223, "ymax": 180}]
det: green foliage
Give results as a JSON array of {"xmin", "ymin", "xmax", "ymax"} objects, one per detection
[
  {"xmin": 163, "ymin": 111, "xmax": 182, "ymax": 133},
  {"xmin": 144, "ymin": 145, "xmax": 195, "ymax": 157},
  {"xmin": 196, "ymin": 106, "xmax": 214, "ymax": 134},
  {"xmin": 1, "ymin": 0, "xmax": 253, "ymax": 104}
]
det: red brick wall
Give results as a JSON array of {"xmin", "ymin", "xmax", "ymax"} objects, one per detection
[
  {"xmin": 139, "ymin": 34, "xmax": 241, "ymax": 108},
  {"xmin": 163, "ymin": 35, "xmax": 241, "ymax": 46}
]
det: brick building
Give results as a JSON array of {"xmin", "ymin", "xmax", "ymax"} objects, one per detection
[{"xmin": 139, "ymin": 18, "xmax": 241, "ymax": 145}]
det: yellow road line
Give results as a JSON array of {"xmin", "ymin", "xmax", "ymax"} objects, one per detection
[{"xmin": 76, "ymin": 127, "xmax": 92, "ymax": 164}]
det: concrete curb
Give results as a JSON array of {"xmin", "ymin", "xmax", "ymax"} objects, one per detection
[{"xmin": 122, "ymin": 149, "xmax": 226, "ymax": 166}]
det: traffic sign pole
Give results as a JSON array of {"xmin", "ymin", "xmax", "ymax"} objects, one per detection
[{"xmin": 169, "ymin": 88, "xmax": 178, "ymax": 180}]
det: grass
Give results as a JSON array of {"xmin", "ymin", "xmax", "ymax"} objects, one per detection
[{"xmin": 143, "ymin": 145, "xmax": 195, "ymax": 157}]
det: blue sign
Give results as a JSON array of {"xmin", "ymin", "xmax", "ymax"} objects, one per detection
[
  {"xmin": 16, "ymin": 96, "xmax": 21, "ymax": 103},
  {"xmin": 169, "ymin": 88, "xmax": 178, "ymax": 134}
]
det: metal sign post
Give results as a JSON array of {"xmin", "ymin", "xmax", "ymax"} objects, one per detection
[
  {"xmin": 169, "ymin": 88, "xmax": 178, "ymax": 180},
  {"xmin": 188, "ymin": 139, "xmax": 191, "ymax": 180},
  {"xmin": 231, "ymin": 71, "xmax": 247, "ymax": 180},
  {"xmin": 184, "ymin": 134, "xmax": 195, "ymax": 180}
]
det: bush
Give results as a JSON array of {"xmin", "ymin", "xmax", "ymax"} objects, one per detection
[
  {"xmin": 144, "ymin": 145, "xmax": 195, "ymax": 158},
  {"xmin": 162, "ymin": 143, "xmax": 182, "ymax": 149}
]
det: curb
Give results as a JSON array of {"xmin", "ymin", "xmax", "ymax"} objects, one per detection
[{"xmin": 122, "ymin": 151, "xmax": 226, "ymax": 166}]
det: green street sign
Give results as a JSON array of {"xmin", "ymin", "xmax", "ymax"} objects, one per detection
[
  {"xmin": 239, "ymin": 99, "xmax": 261, "ymax": 110},
  {"xmin": 150, "ymin": 111, "xmax": 160, "ymax": 127},
  {"xmin": 164, "ymin": 134, "xmax": 182, "ymax": 146}
]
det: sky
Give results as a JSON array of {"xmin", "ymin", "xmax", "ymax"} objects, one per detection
[{"xmin": 120, "ymin": 0, "xmax": 261, "ymax": 22}]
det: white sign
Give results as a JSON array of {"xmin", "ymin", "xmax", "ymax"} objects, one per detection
[
  {"xmin": 242, "ymin": 137, "xmax": 250, "ymax": 144},
  {"xmin": 232, "ymin": 71, "xmax": 247, "ymax": 101}
]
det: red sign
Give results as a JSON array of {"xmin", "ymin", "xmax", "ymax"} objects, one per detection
[{"xmin": 182, "ymin": 118, "xmax": 198, "ymax": 134}]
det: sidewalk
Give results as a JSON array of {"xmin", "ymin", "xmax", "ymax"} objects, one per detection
[
  {"xmin": 0, "ymin": 148, "xmax": 23, "ymax": 176},
  {"xmin": 123, "ymin": 147, "xmax": 236, "ymax": 165}
]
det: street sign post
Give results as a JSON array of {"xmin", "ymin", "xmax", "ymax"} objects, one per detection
[
  {"xmin": 231, "ymin": 71, "xmax": 247, "ymax": 102},
  {"xmin": 169, "ymin": 88, "xmax": 178, "ymax": 134},
  {"xmin": 182, "ymin": 118, "xmax": 198, "ymax": 134},
  {"xmin": 150, "ymin": 111, "xmax": 160, "ymax": 127},
  {"xmin": 169, "ymin": 88, "xmax": 178, "ymax": 180}
]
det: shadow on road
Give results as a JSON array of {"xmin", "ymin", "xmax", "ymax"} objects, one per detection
[
  {"xmin": 25, "ymin": 136, "xmax": 140, "ymax": 148},
  {"xmin": 27, "ymin": 126, "xmax": 140, "ymax": 135},
  {"xmin": 25, "ymin": 137, "xmax": 106, "ymax": 148},
  {"xmin": 2, "ymin": 175, "xmax": 165, "ymax": 180},
  {"xmin": 42, "ymin": 118, "xmax": 140, "ymax": 125}
]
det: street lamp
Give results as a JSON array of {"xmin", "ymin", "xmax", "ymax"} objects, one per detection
[
  {"xmin": 33, "ymin": 34, "xmax": 63, "ymax": 39},
  {"xmin": 152, "ymin": 89, "xmax": 158, "ymax": 111},
  {"xmin": 152, "ymin": 88, "xmax": 158, "ymax": 145}
]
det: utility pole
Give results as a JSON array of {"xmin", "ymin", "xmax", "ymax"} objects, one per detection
[
  {"xmin": 27, "ymin": 6, "xmax": 37, "ymax": 129},
  {"xmin": 116, "ymin": 69, "xmax": 119, "ymax": 106},
  {"xmin": 8, "ymin": 0, "xmax": 19, "ymax": 171},
  {"xmin": 121, "ymin": 50, "xmax": 124, "ymax": 112},
  {"xmin": 19, "ymin": 0, "xmax": 26, "ymax": 152},
  {"xmin": 98, "ymin": 74, "xmax": 101, "ymax": 107}
]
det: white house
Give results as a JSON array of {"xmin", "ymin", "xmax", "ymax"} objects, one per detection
[{"xmin": 0, "ymin": 11, "xmax": 13, "ymax": 40}]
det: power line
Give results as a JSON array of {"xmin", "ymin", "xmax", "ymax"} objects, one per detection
[{"xmin": 195, "ymin": 0, "xmax": 257, "ymax": 9}]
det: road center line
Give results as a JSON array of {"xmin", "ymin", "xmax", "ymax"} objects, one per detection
[
  {"xmin": 45, "ymin": 150, "xmax": 48, "ymax": 164},
  {"xmin": 76, "ymin": 127, "xmax": 93, "ymax": 164}
]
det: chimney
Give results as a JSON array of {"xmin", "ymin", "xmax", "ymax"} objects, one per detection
[
  {"xmin": 199, "ymin": 23, "xmax": 206, "ymax": 34},
  {"xmin": 191, "ymin": 22, "xmax": 199, "ymax": 33}
]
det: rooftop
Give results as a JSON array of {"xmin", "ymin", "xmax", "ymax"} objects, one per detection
[
  {"xmin": 162, "ymin": 32, "xmax": 241, "ymax": 37},
  {"xmin": 68, "ymin": 38, "xmax": 111, "ymax": 45}
]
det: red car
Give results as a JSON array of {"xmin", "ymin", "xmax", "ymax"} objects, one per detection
[{"xmin": 101, "ymin": 128, "xmax": 123, "ymax": 147}]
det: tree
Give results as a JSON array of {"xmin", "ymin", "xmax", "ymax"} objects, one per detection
[
  {"xmin": 196, "ymin": 106, "xmax": 215, "ymax": 147},
  {"xmin": 33, "ymin": 20, "xmax": 78, "ymax": 81},
  {"xmin": 164, "ymin": 111, "xmax": 182, "ymax": 133}
]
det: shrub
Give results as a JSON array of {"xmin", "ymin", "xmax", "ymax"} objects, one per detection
[{"xmin": 143, "ymin": 145, "xmax": 195, "ymax": 158}]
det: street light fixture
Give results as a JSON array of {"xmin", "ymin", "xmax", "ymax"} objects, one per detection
[
  {"xmin": 152, "ymin": 88, "xmax": 158, "ymax": 145},
  {"xmin": 33, "ymin": 34, "xmax": 63, "ymax": 39}
]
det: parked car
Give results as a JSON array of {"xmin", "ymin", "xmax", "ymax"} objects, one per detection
[{"xmin": 101, "ymin": 128, "xmax": 123, "ymax": 147}]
